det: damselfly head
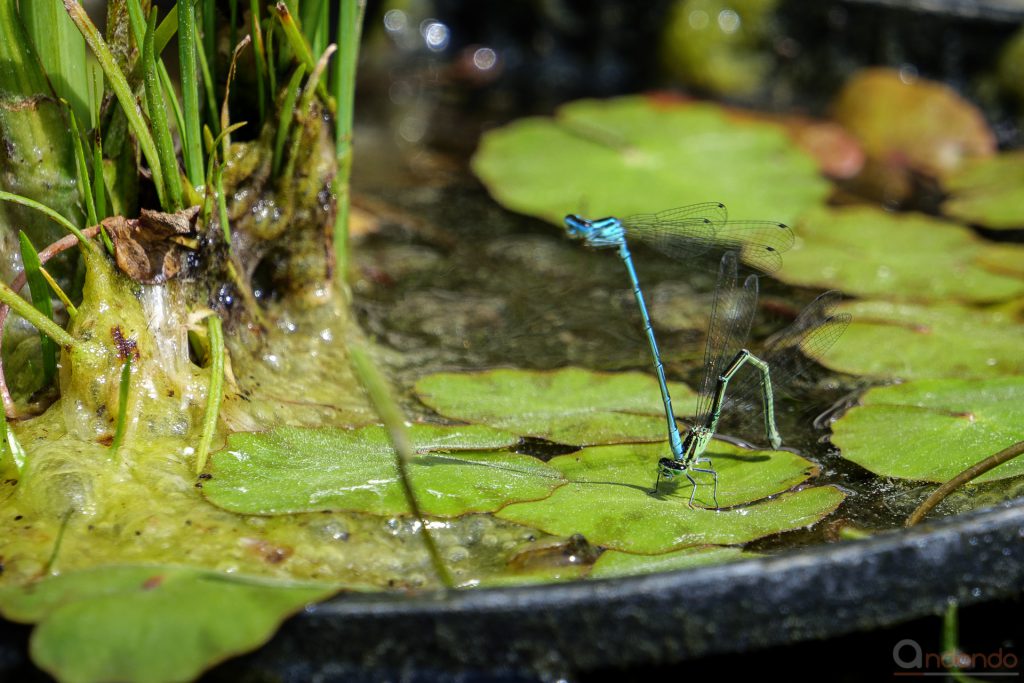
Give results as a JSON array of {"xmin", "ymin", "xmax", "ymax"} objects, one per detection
[
  {"xmin": 657, "ymin": 457, "xmax": 683, "ymax": 478},
  {"xmin": 563, "ymin": 214, "xmax": 590, "ymax": 238}
]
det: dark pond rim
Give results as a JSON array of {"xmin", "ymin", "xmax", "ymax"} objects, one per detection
[
  {"xmin": 252, "ymin": 496, "xmax": 1024, "ymax": 678},
  {"xmin": 2, "ymin": 498, "xmax": 1022, "ymax": 680}
]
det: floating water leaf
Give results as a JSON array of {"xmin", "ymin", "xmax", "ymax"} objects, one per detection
[
  {"xmin": 589, "ymin": 545, "xmax": 749, "ymax": 579},
  {"xmin": 471, "ymin": 95, "xmax": 829, "ymax": 227},
  {"xmin": 0, "ymin": 566, "xmax": 336, "ymax": 683},
  {"xmin": 780, "ymin": 207, "xmax": 1024, "ymax": 303},
  {"xmin": 822, "ymin": 300, "xmax": 1024, "ymax": 380},
  {"xmin": 414, "ymin": 367, "xmax": 698, "ymax": 447},
  {"xmin": 941, "ymin": 151, "xmax": 1024, "ymax": 230},
  {"xmin": 496, "ymin": 441, "xmax": 844, "ymax": 554},
  {"xmin": 831, "ymin": 68, "xmax": 995, "ymax": 179},
  {"xmin": 833, "ymin": 377, "xmax": 1024, "ymax": 483},
  {"xmin": 203, "ymin": 424, "xmax": 562, "ymax": 517}
]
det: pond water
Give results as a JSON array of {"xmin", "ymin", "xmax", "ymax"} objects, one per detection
[{"xmin": 342, "ymin": 0, "xmax": 1024, "ymax": 573}]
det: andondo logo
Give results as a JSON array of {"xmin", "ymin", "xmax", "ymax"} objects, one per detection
[{"xmin": 893, "ymin": 639, "xmax": 1019, "ymax": 677}]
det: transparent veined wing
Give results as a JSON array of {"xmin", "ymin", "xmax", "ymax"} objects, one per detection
[
  {"xmin": 622, "ymin": 203, "xmax": 793, "ymax": 274},
  {"xmin": 718, "ymin": 290, "xmax": 852, "ymax": 439},
  {"xmin": 693, "ymin": 252, "xmax": 759, "ymax": 424}
]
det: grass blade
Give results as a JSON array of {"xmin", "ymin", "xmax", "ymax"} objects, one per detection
[
  {"xmin": 178, "ymin": 0, "xmax": 205, "ymax": 187},
  {"xmin": 332, "ymin": 0, "xmax": 366, "ymax": 280},
  {"xmin": 127, "ymin": 0, "xmax": 186, "ymax": 208},
  {"xmin": 214, "ymin": 162, "xmax": 231, "ymax": 243},
  {"xmin": 219, "ymin": 35, "xmax": 252, "ymax": 154},
  {"xmin": 333, "ymin": 0, "xmax": 365, "ymax": 158},
  {"xmin": 143, "ymin": 7, "xmax": 183, "ymax": 210},
  {"xmin": 282, "ymin": 44, "xmax": 335, "ymax": 188},
  {"xmin": 229, "ymin": 0, "xmax": 238, "ymax": 68},
  {"xmin": 272, "ymin": 64, "xmax": 306, "ymax": 177},
  {"xmin": 249, "ymin": 0, "xmax": 268, "ymax": 123},
  {"xmin": 202, "ymin": 0, "xmax": 216, "ymax": 90},
  {"xmin": 154, "ymin": 3, "xmax": 178, "ymax": 56},
  {"xmin": 274, "ymin": 2, "xmax": 314, "ymax": 71},
  {"xmin": 124, "ymin": 0, "xmax": 145, "ymax": 46},
  {"xmin": 0, "ymin": 0, "xmax": 50, "ymax": 96},
  {"xmin": 84, "ymin": 56, "xmax": 104, "ymax": 131},
  {"xmin": 206, "ymin": 121, "xmax": 248, "ymax": 236},
  {"xmin": 92, "ymin": 130, "xmax": 106, "ymax": 219},
  {"xmin": 196, "ymin": 30, "xmax": 221, "ymax": 140},
  {"xmin": 273, "ymin": 2, "xmax": 334, "ymax": 113},
  {"xmin": 62, "ymin": 0, "xmax": 167, "ymax": 209},
  {"xmin": 157, "ymin": 62, "xmax": 187, "ymax": 151},
  {"xmin": 21, "ymin": 0, "xmax": 92, "ymax": 128},
  {"xmin": 39, "ymin": 266, "xmax": 77, "ymax": 317},
  {"xmin": 18, "ymin": 232, "xmax": 58, "ymax": 384},
  {"xmin": 265, "ymin": 21, "xmax": 277, "ymax": 95},
  {"xmin": 65, "ymin": 106, "xmax": 99, "ymax": 227},
  {"xmin": 301, "ymin": 0, "xmax": 328, "ymax": 58},
  {"xmin": 194, "ymin": 314, "xmax": 225, "ymax": 474}
]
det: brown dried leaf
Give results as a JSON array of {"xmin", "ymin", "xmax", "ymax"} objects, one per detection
[
  {"xmin": 832, "ymin": 68, "xmax": 995, "ymax": 180},
  {"xmin": 105, "ymin": 206, "xmax": 200, "ymax": 284}
]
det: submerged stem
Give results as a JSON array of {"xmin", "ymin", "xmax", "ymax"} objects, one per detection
[
  {"xmin": 906, "ymin": 440, "xmax": 1024, "ymax": 526},
  {"xmin": 349, "ymin": 344, "xmax": 454, "ymax": 589}
]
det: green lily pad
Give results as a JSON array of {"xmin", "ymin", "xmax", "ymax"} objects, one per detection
[
  {"xmin": 471, "ymin": 95, "xmax": 829, "ymax": 227},
  {"xmin": 589, "ymin": 545, "xmax": 749, "ymax": 579},
  {"xmin": 941, "ymin": 151, "xmax": 1024, "ymax": 230},
  {"xmin": 832, "ymin": 376, "xmax": 1024, "ymax": 483},
  {"xmin": 203, "ymin": 424, "xmax": 563, "ymax": 517},
  {"xmin": 822, "ymin": 300, "xmax": 1024, "ymax": 380},
  {"xmin": 414, "ymin": 367, "xmax": 698, "ymax": 447},
  {"xmin": 0, "ymin": 566, "xmax": 335, "ymax": 683},
  {"xmin": 780, "ymin": 206, "xmax": 1024, "ymax": 303},
  {"xmin": 496, "ymin": 441, "xmax": 844, "ymax": 554}
]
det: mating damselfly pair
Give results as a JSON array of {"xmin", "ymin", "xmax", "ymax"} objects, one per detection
[{"xmin": 564, "ymin": 204, "xmax": 850, "ymax": 508}]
